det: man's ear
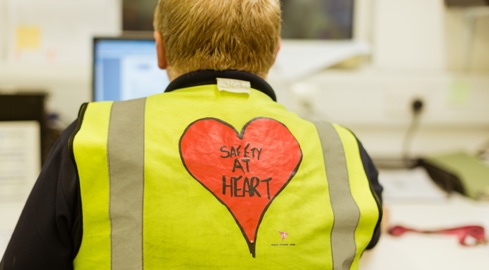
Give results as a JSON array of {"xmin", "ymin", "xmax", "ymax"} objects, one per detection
[{"xmin": 154, "ymin": 31, "xmax": 168, "ymax": 69}]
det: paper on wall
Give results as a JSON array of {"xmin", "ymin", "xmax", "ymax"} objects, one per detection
[
  {"xmin": 0, "ymin": 121, "xmax": 41, "ymax": 203},
  {"xmin": 6, "ymin": 0, "xmax": 121, "ymax": 65}
]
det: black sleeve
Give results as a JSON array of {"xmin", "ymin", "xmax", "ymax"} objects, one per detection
[
  {"xmin": 0, "ymin": 121, "xmax": 82, "ymax": 270},
  {"xmin": 357, "ymin": 139, "xmax": 384, "ymax": 250}
]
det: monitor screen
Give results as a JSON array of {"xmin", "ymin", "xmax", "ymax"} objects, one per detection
[
  {"xmin": 445, "ymin": 0, "xmax": 489, "ymax": 6},
  {"xmin": 122, "ymin": 0, "xmax": 158, "ymax": 31},
  {"xmin": 122, "ymin": 0, "xmax": 355, "ymax": 40},
  {"xmin": 92, "ymin": 37, "xmax": 170, "ymax": 102},
  {"xmin": 281, "ymin": 0, "xmax": 354, "ymax": 40}
]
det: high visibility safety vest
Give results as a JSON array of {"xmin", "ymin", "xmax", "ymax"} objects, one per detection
[{"xmin": 72, "ymin": 82, "xmax": 381, "ymax": 269}]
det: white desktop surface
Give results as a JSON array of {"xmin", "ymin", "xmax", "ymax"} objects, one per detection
[
  {"xmin": 361, "ymin": 168, "xmax": 489, "ymax": 270},
  {"xmin": 360, "ymin": 196, "xmax": 489, "ymax": 270},
  {"xmin": 1, "ymin": 170, "xmax": 489, "ymax": 269}
]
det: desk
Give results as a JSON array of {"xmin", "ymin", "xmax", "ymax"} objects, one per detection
[
  {"xmin": 361, "ymin": 169, "xmax": 489, "ymax": 270},
  {"xmin": 1, "ymin": 171, "xmax": 489, "ymax": 268}
]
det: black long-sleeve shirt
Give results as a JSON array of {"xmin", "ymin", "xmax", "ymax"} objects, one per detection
[{"xmin": 1, "ymin": 71, "xmax": 383, "ymax": 270}]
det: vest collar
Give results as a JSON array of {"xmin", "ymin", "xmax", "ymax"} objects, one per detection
[{"xmin": 164, "ymin": 70, "xmax": 277, "ymax": 102}]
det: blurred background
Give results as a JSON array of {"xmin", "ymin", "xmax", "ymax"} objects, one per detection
[
  {"xmin": 0, "ymin": 0, "xmax": 489, "ymax": 269},
  {"xmin": 1, "ymin": 0, "xmax": 488, "ymax": 160}
]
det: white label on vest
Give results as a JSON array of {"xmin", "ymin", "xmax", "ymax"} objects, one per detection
[{"xmin": 217, "ymin": 78, "xmax": 251, "ymax": 94}]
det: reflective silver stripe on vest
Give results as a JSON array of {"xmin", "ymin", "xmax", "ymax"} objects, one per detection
[
  {"xmin": 108, "ymin": 98, "xmax": 146, "ymax": 270},
  {"xmin": 314, "ymin": 121, "xmax": 361, "ymax": 270}
]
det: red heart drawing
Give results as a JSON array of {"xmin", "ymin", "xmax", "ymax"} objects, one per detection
[{"xmin": 179, "ymin": 117, "xmax": 302, "ymax": 257}]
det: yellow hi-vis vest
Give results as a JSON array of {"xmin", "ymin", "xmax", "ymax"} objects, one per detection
[{"xmin": 72, "ymin": 85, "xmax": 381, "ymax": 269}]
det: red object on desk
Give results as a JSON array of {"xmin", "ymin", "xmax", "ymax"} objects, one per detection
[{"xmin": 388, "ymin": 225, "xmax": 488, "ymax": 246}]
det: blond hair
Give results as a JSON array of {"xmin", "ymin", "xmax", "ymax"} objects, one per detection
[{"xmin": 154, "ymin": 0, "xmax": 281, "ymax": 77}]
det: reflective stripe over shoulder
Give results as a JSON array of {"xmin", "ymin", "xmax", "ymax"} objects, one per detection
[
  {"xmin": 73, "ymin": 99, "xmax": 147, "ymax": 270},
  {"xmin": 332, "ymin": 124, "xmax": 380, "ymax": 269},
  {"xmin": 314, "ymin": 121, "xmax": 380, "ymax": 270}
]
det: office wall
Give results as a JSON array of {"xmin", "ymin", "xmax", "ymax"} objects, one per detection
[
  {"xmin": 0, "ymin": 0, "xmax": 7, "ymax": 61},
  {"xmin": 372, "ymin": 0, "xmax": 489, "ymax": 71},
  {"xmin": 0, "ymin": 0, "xmax": 120, "ymax": 126},
  {"xmin": 268, "ymin": 70, "xmax": 489, "ymax": 158},
  {"xmin": 0, "ymin": 0, "xmax": 488, "ymax": 159},
  {"xmin": 268, "ymin": 0, "xmax": 489, "ymax": 158}
]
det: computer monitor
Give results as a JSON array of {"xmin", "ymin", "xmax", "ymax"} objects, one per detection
[
  {"xmin": 122, "ymin": 0, "xmax": 355, "ymax": 41},
  {"xmin": 92, "ymin": 36, "xmax": 170, "ymax": 101},
  {"xmin": 445, "ymin": 0, "xmax": 489, "ymax": 6},
  {"xmin": 281, "ymin": 0, "xmax": 354, "ymax": 40}
]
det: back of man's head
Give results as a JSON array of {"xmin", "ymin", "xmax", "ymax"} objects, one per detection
[{"xmin": 153, "ymin": 0, "xmax": 281, "ymax": 78}]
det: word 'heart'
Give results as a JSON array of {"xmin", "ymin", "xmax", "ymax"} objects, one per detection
[{"xmin": 179, "ymin": 118, "xmax": 302, "ymax": 257}]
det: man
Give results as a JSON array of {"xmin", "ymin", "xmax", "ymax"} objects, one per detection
[{"xmin": 1, "ymin": 0, "xmax": 382, "ymax": 269}]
